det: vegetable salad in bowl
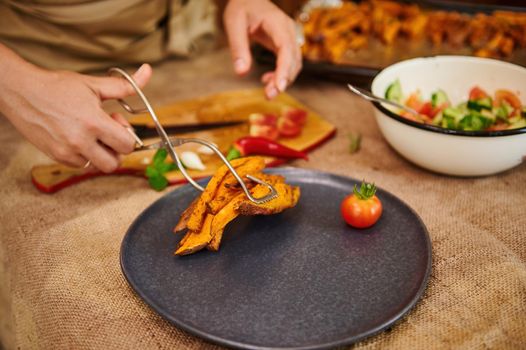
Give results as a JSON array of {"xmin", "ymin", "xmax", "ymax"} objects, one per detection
[
  {"xmin": 385, "ymin": 80, "xmax": 526, "ymax": 131},
  {"xmin": 370, "ymin": 56, "xmax": 526, "ymax": 176}
]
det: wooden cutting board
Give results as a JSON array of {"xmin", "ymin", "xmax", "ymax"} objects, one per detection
[{"xmin": 32, "ymin": 89, "xmax": 336, "ymax": 193}]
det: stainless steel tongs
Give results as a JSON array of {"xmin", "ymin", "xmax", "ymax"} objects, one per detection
[{"xmin": 108, "ymin": 67, "xmax": 278, "ymax": 204}]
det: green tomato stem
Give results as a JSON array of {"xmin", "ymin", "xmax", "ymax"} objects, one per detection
[{"xmin": 353, "ymin": 181, "xmax": 377, "ymax": 200}]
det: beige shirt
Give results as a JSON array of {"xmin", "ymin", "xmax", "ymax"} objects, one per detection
[{"xmin": 0, "ymin": 0, "xmax": 218, "ymax": 71}]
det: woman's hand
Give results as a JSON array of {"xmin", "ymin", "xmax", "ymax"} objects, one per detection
[
  {"xmin": 0, "ymin": 45, "xmax": 152, "ymax": 172},
  {"xmin": 223, "ymin": 0, "xmax": 302, "ymax": 99}
]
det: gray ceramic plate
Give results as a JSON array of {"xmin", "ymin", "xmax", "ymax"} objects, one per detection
[{"xmin": 121, "ymin": 168, "xmax": 432, "ymax": 349}]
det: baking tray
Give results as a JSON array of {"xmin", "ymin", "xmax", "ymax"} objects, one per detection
[{"xmin": 254, "ymin": 0, "xmax": 526, "ymax": 86}]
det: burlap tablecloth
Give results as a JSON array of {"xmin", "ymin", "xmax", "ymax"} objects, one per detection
[{"xmin": 1, "ymin": 49, "xmax": 525, "ymax": 350}]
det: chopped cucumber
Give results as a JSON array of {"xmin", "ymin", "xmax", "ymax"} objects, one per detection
[
  {"xmin": 431, "ymin": 89, "xmax": 449, "ymax": 107},
  {"xmin": 508, "ymin": 114, "xmax": 522, "ymax": 124},
  {"xmin": 443, "ymin": 107, "xmax": 465, "ymax": 123},
  {"xmin": 441, "ymin": 116, "xmax": 456, "ymax": 129},
  {"xmin": 493, "ymin": 106, "xmax": 508, "ymax": 121},
  {"xmin": 494, "ymin": 101, "xmax": 515, "ymax": 122},
  {"xmin": 480, "ymin": 108, "xmax": 496, "ymax": 121},
  {"xmin": 432, "ymin": 111, "xmax": 443, "ymax": 126},
  {"xmin": 467, "ymin": 97, "xmax": 492, "ymax": 111},
  {"xmin": 441, "ymin": 107, "xmax": 464, "ymax": 129},
  {"xmin": 502, "ymin": 100, "xmax": 514, "ymax": 116},
  {"xmin": 509, "ymin": 118, "xmax": 526, "ymax": 129},
  {"xmin": 385, "ymin": 79, "xmax": 403, "ymax": 103},
  {"xmin": 480, "ymin": 97, "xmax": 493, "ymax": 110},
  {"xmin": 456, "ymin": 102, "xmax": 469, "ymax": 115},
  {"xmin": 458, "ymin": 111, "xmax": 492, "ymax": 131}
]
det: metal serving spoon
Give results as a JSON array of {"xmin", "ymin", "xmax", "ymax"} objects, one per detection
[{"xmin": 347, "ymin": 84, "xmax": 420, "ymax": 117}]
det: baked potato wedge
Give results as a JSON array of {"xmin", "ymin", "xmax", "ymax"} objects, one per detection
[
  {"xmin": 175, "ymin": 214, "xmax": 215, "ymax": 256},
  {"xmin": 207, "ymin": 181, "xmax": 300, "ymax": 252},
  {"xmin": 237, "ymin": 182, "xmax": 301, "ymax": 216},
  {"xmin": 207, "ymin": 173, "xmax": 285, "ymax": 215},
  {"xmin": 186, "ymin": 157, "xmax": 253, "ymax": 232},
  {"xmin": 173, "ymin": 197, "xmax": 199, "ymax": 233},
  {"xmin": 206, "ymin": 159, "xmax": 267, "ymax": 215},
  {"xmin": 207, "ymin": 192, "xmax": 245, "ymax": 251},
  {"xmin": 173, "ymin": 156, "xmax": 301, "ymax": 255}
]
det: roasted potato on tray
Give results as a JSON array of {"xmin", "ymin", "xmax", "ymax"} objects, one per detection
[
  {"xmin": 174, "ymin": 157, "xmax": 300, "ymax": 256},
  {"xmin": 300, "ymin": 0, "xmax": 526, "ymax": 64}
]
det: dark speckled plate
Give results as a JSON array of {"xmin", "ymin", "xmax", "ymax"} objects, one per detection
[{"xmin": 121, "ymin": 168, "xmax": 431, "ymax": 349}]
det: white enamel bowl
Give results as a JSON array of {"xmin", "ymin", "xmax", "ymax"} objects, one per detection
[{"xmin": 370, "ymin": 56, "xmax": 526, "ymax": 176}]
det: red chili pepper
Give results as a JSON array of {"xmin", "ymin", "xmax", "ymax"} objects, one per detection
[{"xmin": 226, "ymin": 136, "xmax": 308, "ymax": 161}]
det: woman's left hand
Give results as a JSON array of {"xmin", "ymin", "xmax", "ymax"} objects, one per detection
[{"xmin": 223, "ymin": 0, "xmax": 302, "ymax": 99}]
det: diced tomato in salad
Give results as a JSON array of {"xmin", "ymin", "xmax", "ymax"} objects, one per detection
[
  {"xmin": 405, "ymin": 92, "xmax": 424, "ymax": 112},
  {"xmin": 418, "ymin": 102, "xmax": 449, "ymax": 119},
  {"xmin": 469, "ymin": 86, "xmax": 489, "ymax": 100},
  {"xmin": 494, "ymin": 90, "xmax": 522, "ymax": 117}
]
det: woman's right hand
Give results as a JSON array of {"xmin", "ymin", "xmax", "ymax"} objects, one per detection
[{"xmin": 0, "ymin": 45, "xmax": 152, "ymax": 172}]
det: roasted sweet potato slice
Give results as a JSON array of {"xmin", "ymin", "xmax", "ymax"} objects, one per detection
[
  {"xmin": 205, "ymin": 160, "xmax": 266, "ymax": 215},
  {"xmin": 175, "ymin": 214, "xmax": 214, "ymax": 256},
  {"xmin": 220, "ymin": 158, "xmax": 266, "ymax": 189},
  {"xmin": 207, "ymin": 193, "xmax": 245, "ymax": 251},
  {"xmin": 223, "ymin": 173, "xmax": 285, "ymax": 190},
  {"xmin": 207, "ymin": 173, "xmax": 284, "ymax": 215},
  {"xmin": 173, "ymin": 197, "xmax": 199, "ymax": 233},
  {"xmin": 237, "ymin": 183, "xmax": 301, "ymax": 216},
  {"xmin": 185, "ymin": 157, "xmax": 252, "ymax": 232},
  {"xmin": 207, "ymin": 180, "xmax": 299, "ymax": 251},
  {"xmin": 206, "ymin": 187, "xmax": 239, "ymax": 215},
  {"xmin": 175, "ymin": 155, "xmax": 301, "ymax": 255}
]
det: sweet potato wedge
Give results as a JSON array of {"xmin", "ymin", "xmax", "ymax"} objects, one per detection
[
  {"xmin": 173, "ymin": 197, "xmax": 199, "ymax": 233},
  {"xmin": 237, "ymin": 183, "xmax": 301, "ymax": 216},
  {"xmin": 174, "ymin": 155, "xmax": 301, "ymax": 255},
  {"xmin": 223, "ymin": 173, "xmax": 285, "ymax": 190},
  {"xmin": 175, "ymin": 214, "xmax": 215, "ymax": 256},
  {"xmin": 207, "ymin": 180, "xmax": 299, "ymax": 251},
  {"xmin": 207, "ymin": 173, "xmax": 284, "ymax": 215},
  {"xmin": 185, "ymin": 157, "xmax": 252, "ymax": 232},
  {"xmin": 206, "ymin": 163, "xmax": 260, "ymax": 216},
  {"xmin": 207, "ymin": 193, "xmax": 245, "ymax": 251},
  {"xmin": 220, "ymin": 157, "xmax": 266, "ymax": 189}
]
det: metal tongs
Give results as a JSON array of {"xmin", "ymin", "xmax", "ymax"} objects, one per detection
[{"xmin": 108, "ymin": 67, "xmax": 277, "ymax": 204}]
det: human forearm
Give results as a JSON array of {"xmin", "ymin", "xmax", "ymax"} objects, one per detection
[
  {"xmin": 0, "ymin": 43, "xmax": 42, "ymax": 116},
  {"xmin": 0, "ymin": 42, "xmax": 152, "ymax": 172}
]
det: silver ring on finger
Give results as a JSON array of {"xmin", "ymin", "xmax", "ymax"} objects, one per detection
[
  {"xmin": 83, "ymin": 160, "xmax": 91, "ymax": 169},
  {"xmin": 295, "ymin": 23, "xmax": 305, "ymax": 47}
]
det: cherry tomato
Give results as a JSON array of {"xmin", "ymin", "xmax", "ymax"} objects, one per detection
[
  {"xmin": 417, "ymin": 102, "xmax": 448, "ymax": 122},
  {"xmin": 277, "ymin": 108, "xmax": 308, "ymax": 137},
  {"xmin": 469, "ymin": 86, "xmax": 489, "ymax": 100},
  {"xmin": 418, "ymin": 102, "xmax": 434, "ymax": 118},
  {"xmin": 494, "ymin": 90, "xmax": 522, "ymax": 110},
  {"xmin": 249, "ymin": 124, "xmax": 279, "ymax": 140},
  {"xmin": 249, "ymin": 113, "xmax": 279, "ymax": 140},
  {"xmin": 405, "ymin": 92, "xmax": 423, "ymax": 112},
  {"xmin": 249, "ymin": 113, "xmax": 278, "ymax": 126},
  {"xmin": 341, "ymin": 181, "xmax": 383, "ymax": 229},
  {"xmin": 277, "ymin": 117, "xmax": 302, "ymax": 137},
  {"xmin": 283, "ymin": 108, "xmax": 308, "ymax": 126}
]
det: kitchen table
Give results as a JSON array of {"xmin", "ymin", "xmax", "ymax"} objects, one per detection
[{"xmin": 0, "ymin": 48, "xmax": 525, "ymax": 349}]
